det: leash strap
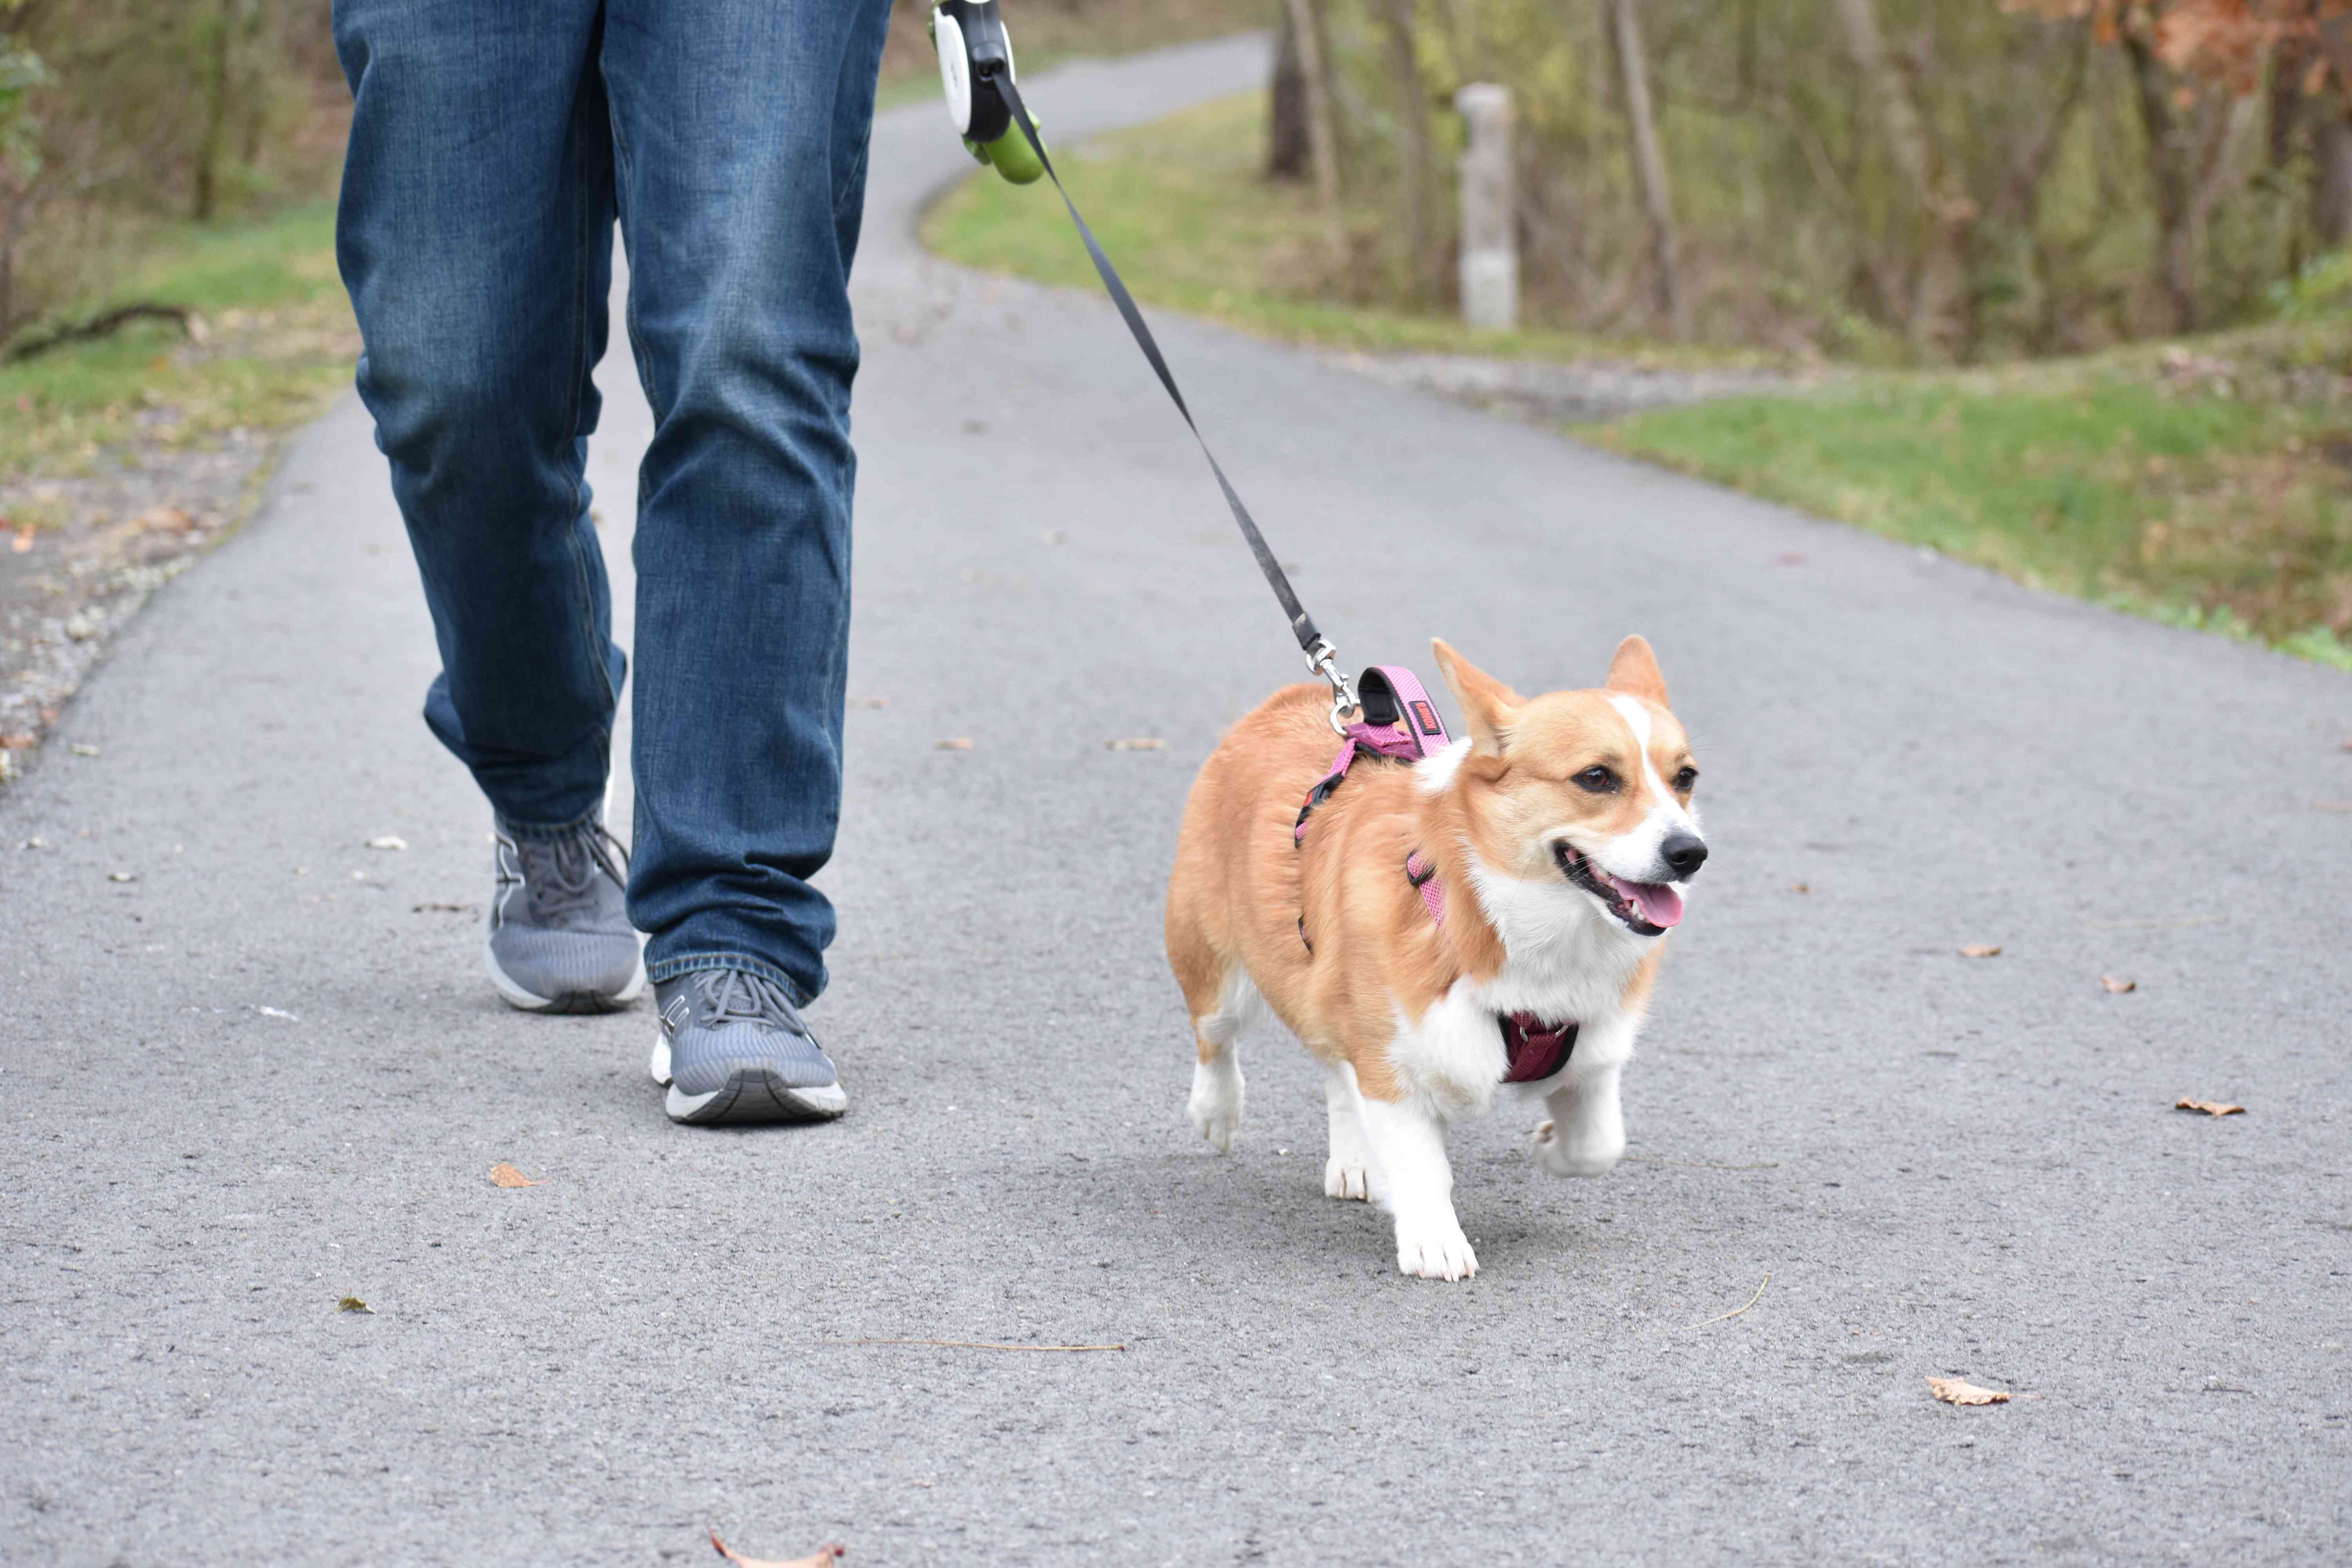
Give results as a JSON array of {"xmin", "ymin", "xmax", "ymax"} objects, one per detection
[{"xmin": 995, "ymin": 73, "xmax": 1323, "ymax": 655}]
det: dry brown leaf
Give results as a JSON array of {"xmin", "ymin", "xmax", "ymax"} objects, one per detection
[
  {"xmin": 2101, "ymin": 975, "xmax": 2137, "ymax": 994},
  {"xmin": 1789, "ymin": 882, "xmax": 1811, "ymax": 894},
  {"xmin": 337, "ymin": 1297, "xmax": 375, "ymax": 1314},
  {"xmin": 1927, "ymin": 1376, "xmax": 2009, "ymax": 1406},
  {"xmin": 489, "ymin": 1162, "xmax": 547, "ymax": 1188},
  {"xmin": 708, "ymin": 1528, "xmax": 843, "ymax": 1567},
  {"xmin": 1958, "ymin": 944, "xmax": 2002, "ymax": 958},
  {"xmin": 933, "ymin": 737, "xmax": 974, "ymax": 751},
  {"xmin": 2175, "ymin": 1097, "xmax": 2245, "ymax": 1116},
  {"xmin": 1105, "ymin": 737, "xmax": 1167, "ymax": 751}
]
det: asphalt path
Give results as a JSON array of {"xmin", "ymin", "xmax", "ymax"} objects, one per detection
[{"xmin": 6, "ymin": 33, "xmax": 2351, "ymax": 1567}]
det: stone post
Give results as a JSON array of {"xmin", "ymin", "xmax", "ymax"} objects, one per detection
[{"xmin": 1455, "ymin": 84, "xmax": 1517, "ymax": 331}]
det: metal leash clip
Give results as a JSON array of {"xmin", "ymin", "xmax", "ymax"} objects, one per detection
[{"xmin": 1305, "ymin": 637, "xmax": 1357, "ymax": 734}]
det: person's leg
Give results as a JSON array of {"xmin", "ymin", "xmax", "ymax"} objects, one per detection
[
  {"xmin": 334, "ymin": 0, "xmax": 624, "ymax": 830},
  {"xmin": 600, "ymin": 0, "xmax": 893, "ymax": 1007}
]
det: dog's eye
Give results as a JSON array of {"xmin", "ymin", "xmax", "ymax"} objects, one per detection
[
  {"xmin": 1673, "ymin": 766, "xmax": 1698, "ymax": 792},
  {"xmin": 1574, "ymin": 766, "xmax": 1618, "ymax": 794}
]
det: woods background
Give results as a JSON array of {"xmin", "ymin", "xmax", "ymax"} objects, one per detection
[{"xmin": 5, "ymin": 0, "xmax": 2351, "ymax": 360}]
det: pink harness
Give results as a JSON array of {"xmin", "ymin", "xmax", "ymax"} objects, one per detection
[{"xmin": 1290, "ymin": 665, "xmax": 1579, "ymax": 1087}]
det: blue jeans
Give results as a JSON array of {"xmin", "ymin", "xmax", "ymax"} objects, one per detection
[{"xmin": 333, "ymin": 0, "xmax": 892, "ymax": 1005}]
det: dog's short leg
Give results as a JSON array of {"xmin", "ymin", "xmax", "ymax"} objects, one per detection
[
  {"xmin": 1533, "ymin": 1061, "xmax": 1626, "ymax": 1178},
  {"xmin": 1357, "ymin": 1095, "xmax": 1476, "ymax": 1280},
  {"xmin": 1185, "ymin": 970, "xmax": 1253, "ymax": 1154},
  {"xmin": 1322, "ymin": 1062, "xmax": 1376, "ymax": 1201}
]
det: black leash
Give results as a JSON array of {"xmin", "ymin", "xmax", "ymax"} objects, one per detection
[{"xmin": 995, "ymin": 72, "xmax": 1352, "ymax": 711}]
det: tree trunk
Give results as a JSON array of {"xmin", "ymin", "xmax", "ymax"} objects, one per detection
[
  {"xmin": 1607, "ymin": 0, "xmax": 1687, "ymax": 339},
  {"xmin": 2124, "ymin": 33, "xmax": 2254, "ymax": 333},
  {"xmin": 193, "ymin": 0, "xmax": 235, "ymax": 221},
  {"xmin": 1281, "ymin": 0, "xmax": 1347, "ymax": 264},
  {"xmin": 1379, "ymin": 0, "xmax": 1441, "ymax": 302},
  {"xmin": 1268, "ymin": 2, "xmax": 1308, "ymax": 180},
  {"xmin": 2317, "ymin": 111, "xmax": 2352, "ymax": 249},
  {"xmin": 1830, "ymin": 0, "xmax": 1964, "ymax": 352}
]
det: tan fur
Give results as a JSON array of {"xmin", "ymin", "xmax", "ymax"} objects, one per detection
[{"xmin": 1165, "ymin": 640, "xmax": 1696, "ymax": 1109}]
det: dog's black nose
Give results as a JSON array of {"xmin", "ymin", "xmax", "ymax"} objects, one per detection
[{"xmin": 1659, "ymin": 831, "xmax": 1708, "ymax": 880}]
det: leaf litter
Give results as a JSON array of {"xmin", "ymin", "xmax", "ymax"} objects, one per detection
[
  {"xmin": 708, "ymin": 1528, "xmax": 842, "ymax": 1567},
  {"xmin": 337, "ymin": 1297, "xmax": 374, "ymax": 1314},
  {"xmin": 490, "ymin": 1163, "xmax": 547, "ymax": 1188},
  {"xmin": 1927, "ymin": 1376, "xmax": 2009, "ymax": 1406},
  {"xmin": 933, "ymin": 737, "xmax": 974, "ymax": 751},
  {"xmin": 2175, "ymin": 1098, "xmax": 2245, "ymax": 1116},
  {"xmin": 2101, "ymin": 975, "xmax": 2137, "ymax": 993},
  {"xmin": 1958, "ymin": 944, "xmax": 2002, "ymax": 958}
]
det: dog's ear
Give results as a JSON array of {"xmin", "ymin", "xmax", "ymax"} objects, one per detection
[
  {"xmin": 1432, "ymin": 638, "xmax": 1520, "ymax": 755},
  {"xmin": 1604, "ymin": 635, "xmax": 1670, "ymax": 709}
]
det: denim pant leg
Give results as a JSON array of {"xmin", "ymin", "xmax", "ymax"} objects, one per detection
[
  {"xmin": 333, "ymin": 0, "xmax": 628, "ymax": 830},
  {"xmin": 601, "ymin": 0, "xmax": 893, "ymax": 1005}
]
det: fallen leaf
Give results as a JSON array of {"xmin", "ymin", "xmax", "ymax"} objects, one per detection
[
  {"xmin": 490, "ymin": 1162, "xmax": 547, "ymax": 1188},
  {"xmin": 1105, "ymin": 737, "xmax": 1167, "ymax": 751},
  {"xmin": 1958, "ymin": 944, "xmax": 2002, "ymax": 958},
  {"xmin": 934, "ymin": 737, "xmax": 974, "ymax": 751},
  {"xmin": 9, "ymin": 527, "xmax": 33, "ymax": 554},
  {"xmin": 2101, "ymin": 975, "xmax": 2137, "ymax": 994},
  {"xmin": 68, "ymin": 743, "xmax": 99, "ymax": 757},
  {"xmin": 1927, "ymin": 1376, "xmax": 2009, "ymax": 1406},
  {"xmin": 412, "ymin": 901, "xmax": 478, "ymax": 913},
  {"xmin": 0, "ymin": 733, "xmax": 34, "ymax": 748},
  {"xmin": 708, "ymin": 1528, "xmax": 842, "ymax": 1567},
  {"xmin": 2175, "ymin": 1097, "xmax": 2245, "ymax": 1116},
  {"xmin": 365, "ymin": 835, "xmax": 408, "ymax": 851},
  {"xmin": 1789, "ymin": 882, "xmax": 1811, "ymax": 894},
  {"xmin": 107, "ymin": 871, "xmax": 136, "ymax": 883},
  {"xmin": 338, "ymin": 1297, "xmax": 375, "ymax": 1314}
]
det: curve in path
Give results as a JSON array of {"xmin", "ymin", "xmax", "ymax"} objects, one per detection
[{"xmin": 4, "ymin": 33, "xmax": 2348, "ymax": 1565}]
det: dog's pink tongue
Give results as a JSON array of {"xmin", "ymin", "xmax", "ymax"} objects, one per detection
[{"xmin": 1629, "ymin": 881, "xmax": 1685, "ymax": 929}]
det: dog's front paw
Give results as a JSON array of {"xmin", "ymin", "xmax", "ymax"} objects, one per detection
[
  {"xmin": 1394, "ymin": 1210, "xmax": 1478, "ymax": 1281},
  {"xmin": 1324, "ymin": 1159, "xmax": 1372, "ymax": 1201},
  {"xmin": 1532, "ymin": 1117, "xmax": 1624, "ymax": 1179},
  {"xmin": 1188, "ymin": 1057, "xmax": 1243, "ymax": 1154}
]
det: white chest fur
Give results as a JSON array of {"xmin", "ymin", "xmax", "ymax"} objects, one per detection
[{"xmin": 1385, "ymin": 850, "xmax": 1653, "ymax": 1119}]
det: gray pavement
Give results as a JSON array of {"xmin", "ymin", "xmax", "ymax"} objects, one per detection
[{"xmin": 6, "ymin": 33, "xmax": 2351, "ymax": 1567}]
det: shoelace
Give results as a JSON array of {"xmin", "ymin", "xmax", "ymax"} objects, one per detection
[
  {"xmin": 703, "ymin": 969, "xmax": 802, "ymax": 1033},
  {"xmin": 525, "ymin": 824, "xmax": 628, "ymax": 920}
]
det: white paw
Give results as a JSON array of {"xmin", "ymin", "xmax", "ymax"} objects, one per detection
[
  {"xmin": 1324, "ymin": 1160, "xmax": 1372, "ymax": 1201},
  {"xmin": 1532, "ymin": 1118, "xmax": 1624, "ymax": 1179},
  {"xmin": 1394, "ymin": 1211, "xmax": 1478, "ymax": 1281},
  {"xmin": 1188, "ymin": 1058, "xmax": 1243, "ymax": 1153}
]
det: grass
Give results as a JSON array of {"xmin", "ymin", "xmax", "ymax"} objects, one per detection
[
  {"xmin": 926, "ymin": 87, "xmax": 2352, "ymax": 670},
  {"xmin": 1599, "ymin": 330, "xmax": 2352, "ymax": 667},
  {"xmin": 924, "ymin": 91, "xmax": 1774, "ymax": 370},
  {"xmin": 0, "ymin": 203, "xmax": 355, "ymax": 483}
]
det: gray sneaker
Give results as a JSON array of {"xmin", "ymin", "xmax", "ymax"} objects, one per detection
[
  {"xmin": 649, "ymin": 969, "xmax": 846, "ymax": 1125},
  {"xmin": 485, "ymin": 816, "xmax": 646, "ymax": 1013}
]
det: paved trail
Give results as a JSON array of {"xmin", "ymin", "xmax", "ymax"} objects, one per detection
[{"xmin": 6, "ymin": 35, "xmax": 2350, "ymax": 1567}]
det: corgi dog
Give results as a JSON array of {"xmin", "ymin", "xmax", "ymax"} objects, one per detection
[{"xmin": 1163, "ymin": 636, "xmax": 1705, "ymax": 1280}]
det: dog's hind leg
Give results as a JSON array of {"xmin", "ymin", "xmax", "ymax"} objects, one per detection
[
  {"xmin": 1322, "ymin": 1062, "xmax": 1375, "ymax": 1201},
  {"xmin": 1179, "ymin": 962, "xmax": 1256, "ymax": 1155}
]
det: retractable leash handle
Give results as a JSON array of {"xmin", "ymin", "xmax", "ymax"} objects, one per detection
[
  {"xmin": 930, "ymin": 2, "xmax": 1045, "ymax": 185},
  {"xmin": 983, "ymin": 62, "xmax": 1362, "ymax": 731}
]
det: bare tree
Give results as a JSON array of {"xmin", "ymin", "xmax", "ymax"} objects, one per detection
[
  {"xmin": 1831, "ymin": 0, "xmax": 1969, "ymax": 352},
  {"xmin": 1378, "ymin": 0, "xmax": 1442, "ymax": 301},
  {"xmin": 1281, "ymin": 0, "xmax": 1346, "ymax": 264},
  {"xmin": 1605, "ymin": 0, "xmax": 1686, "ymax": 339}
]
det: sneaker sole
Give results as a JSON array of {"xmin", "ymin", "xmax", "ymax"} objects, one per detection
[
  {"xmin": 648, "ymin": 1033, "xmax": 847, "ymax": 1125},
  {"xmin": 485, "ymin": 942, "xmax": 647, "ymax": 1015}
]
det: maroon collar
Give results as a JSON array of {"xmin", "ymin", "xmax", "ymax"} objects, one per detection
[{"xmin": 1500, "ymin": 1013, "xmax": 1579, "ymax": 1082}]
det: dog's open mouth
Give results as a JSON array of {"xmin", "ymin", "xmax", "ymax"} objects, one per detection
[{"xmin": 1554, "ymin": 841, "xmax": 1683, "ymax": 935}]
